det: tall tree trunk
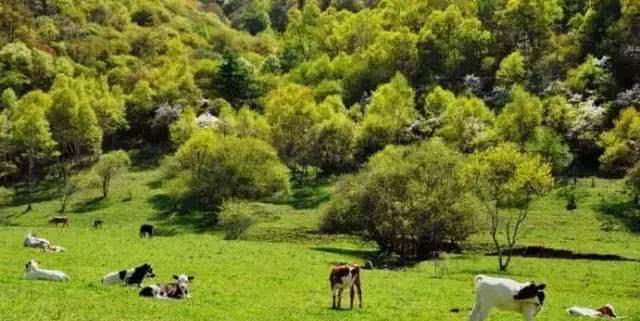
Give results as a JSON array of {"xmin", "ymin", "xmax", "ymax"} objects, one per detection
[{"xmin": 26, "ymin": 157, "xmax": 33, "ymax": 211}]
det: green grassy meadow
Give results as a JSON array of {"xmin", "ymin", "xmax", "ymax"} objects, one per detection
[{"xmin": 1, "ymin": 169, "xmax": 639, "ymax": 321}]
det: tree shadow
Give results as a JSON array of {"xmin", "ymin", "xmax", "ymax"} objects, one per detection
[
  {"xmin": 593, "ymin": 199, "xmax": 640, "ymax": 233},
  {"xmin": 146, "ymin": 180, "xmax": 163, "ymax": 190},
  {"xmin": 268, "ymin": 179, "xmax": 332, "ymax": 210},
  {"xmin": 9, "ymin": 180, "xmax": 59, "ymax": 208},
  {"xmin": 129, "ymin": 144, "xmax": 172, "ymax": 170},
  {"xmin": 147, "ymin": 194, "xmax": 215, "ymax": 233},
  {"xmin": 311, "ymin": 246, "xmax": 377, "ymax": 260},
  {"xmin": 73, "ymin": 197, "xmax": 108, "ymax": 214}
]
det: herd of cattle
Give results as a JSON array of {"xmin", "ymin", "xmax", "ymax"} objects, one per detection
[{"xmin": 21, "ymin": 230, "xmax": 619, "ymax": 319}]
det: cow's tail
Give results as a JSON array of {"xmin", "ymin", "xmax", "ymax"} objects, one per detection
[{"xmin": 474, "ymin": 275, "xmax": 485, "ymax": 285}]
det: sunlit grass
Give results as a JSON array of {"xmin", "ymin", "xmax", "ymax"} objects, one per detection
[{"xmin": 1, "ymin": 170, "xmax": 639, "ymax": 320}]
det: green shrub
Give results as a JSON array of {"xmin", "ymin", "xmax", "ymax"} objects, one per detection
[
  {"xmin": 0, "ymin": 187, "xmax": 14, "ymax": 206},
  {"xmin": 219, "ymin": 200, "xmax": 256, "ymax": 240},
  {"xmin": 322, "ymin": 139, "xmax": 478, "ymax": 259},
  {"xmin": 172, "ymin": 130, "xmax": 290, "ymax": 208}
]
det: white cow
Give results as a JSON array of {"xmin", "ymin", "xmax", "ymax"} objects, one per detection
[
  {"xmin": 23, "ymin": 232, "xmax": 50, "ymax": 249},
  {"xmin": 469, "ymin": 275, "xmax": 546, "ymax": 321},
  {"xmin": 25, "ymin": 259, "xmax": 69, "ymax": 282}
]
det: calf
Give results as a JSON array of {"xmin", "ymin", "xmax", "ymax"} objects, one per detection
[
  {"xmin": 329, "ymin": 263, "xmax": 362, "ymax": 309},
  {"xmin": 49, "ymin": 216, "xmax": 69, "ymax": 227},
  {"xmin": 102, "ymin": 263, "xmax": 156, "ymax": 287},
  {"xmin": 139, "ymin": 224, "xmax": 155, "ymax": 238},
  {"xmin": 25, "ymin": 259, "xmax": 69, "ymax": 281},
  {"xmin": 567, "ymin": 304, "xmax": 617, "ymax": 318},
  {"xmin": 43, "ymin": 244, "xmax": 66, "ymax": 253},
  {"xmin": 93, "ymin": 219, "xmax": 103, "ymax": 229},
  {"xmin": 469, "ymin": 275, "xmax": 546, "ymax": 321},
  {"xmin": 23, "ymin": 232, "xmax": 50, "ymax": 249},
  {"xmin": 139, "ymin": 274, "xmax": 195, "ymax": 300}
]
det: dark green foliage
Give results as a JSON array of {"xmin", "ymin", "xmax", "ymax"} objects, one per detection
[{"xmin": 214, "ymin": 52, "xmax": 261, "ymax": 108}]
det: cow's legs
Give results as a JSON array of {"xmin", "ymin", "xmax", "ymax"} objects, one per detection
[
  {"xmin": 337, "ymin": 288, "xmax": 343, "ymax": 308},
  {"xmin": 354, "ymin": 279, "xmax": 362, "ymax": 308},
  {"xmin": 332, "ymin": 287, "xmax": 338, "ymax": 309},
  {"xmin": 522, "ymin": 305, "xmax": 537, "ymax": 321},
  {"xmin": 469, "ymin": 303, "xmax": 489, "ymax": 321},
  {"xmin": 350, "ymin": 286, "xmax": 355, "ymax": 309}
]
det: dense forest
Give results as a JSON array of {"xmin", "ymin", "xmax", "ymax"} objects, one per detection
[{"xmin": 1, "ymin": 0, "xmax": 640, "ymax": 261}]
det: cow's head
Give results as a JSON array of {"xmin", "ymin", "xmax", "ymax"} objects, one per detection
[
  {"xmin": 25, "ymin": 259, "xmax": 39, "ymax": 272},
  {"xmin": 597, "ymin": 304, "xmax": 616, "ymax": 318},
  {"xmin": 138, "ymin": 264, "xmax": 155, "ymax": 278},
  {"xmin": 349, "ymin": 265, "xmax": 360, "ymax": 278},
  {"xmin": 514, "ymin": 282, "xmax": 546, "ymax": 306},
  {"xmin": 173, "ymin": 274, "xmax": 194, "ymax": 296}
]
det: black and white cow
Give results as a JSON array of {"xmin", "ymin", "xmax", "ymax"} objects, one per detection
[
  {"xmin": 102, "ymin": 263, "xmax": 155, "ymax": 287},
  {"xmin": 139, "ymin": 224, "xmax": 155, "ymax": 238},
  {"xmin": 139, "ymin": 274, "xmax": 194, "ymax": 299},
  {"xmin": 469, "ymin": 275, "xmax": 546, "ymax": 321}
]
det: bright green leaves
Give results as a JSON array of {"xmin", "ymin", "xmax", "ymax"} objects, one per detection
[{"xmin": 599, "ymin": 107, "xmax": 640, "ymax": 174}]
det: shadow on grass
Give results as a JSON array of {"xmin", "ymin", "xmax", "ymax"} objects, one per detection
[
  {"xmin": 146, "ymin": 180, "xmax": 163, "ymax": 190},
  {"xmin": 8, "ymin": 180, "xmax": 60, "ymax": 210},
  {"xmin": 128, "ymin": 144, "xmax": 173, "ymax": 170},
  {"xmin": 73, "ymin": 197, "xmax": 109, "ymax": 214},
  {"xmin": 593, "ymin": 199, "xmax": 640, "ymax": 233},
  {"xmin": 267, "ymin": 179, "xmax": 332, "ymax": 210},
  {"xmin": 147, "ymin": 194, "xmax": 215, "ymax": 233},
  {"xmin": 486, "ymin": 245, "xmax": 639, "ymax": 262},
  {"xmin": 312, "ymin": 246, "xmax": 377, "ymax": 260}
]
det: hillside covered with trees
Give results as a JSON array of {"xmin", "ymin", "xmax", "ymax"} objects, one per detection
[{"xmin": 1, "ymin": 0, "xmax": 640, "ymax": 266}]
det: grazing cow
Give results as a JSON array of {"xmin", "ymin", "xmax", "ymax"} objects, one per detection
[
  {"xmin": 139, "ymin": 274, "xmax": 195, "ymax": 299},
  {"xmin": 568, "ymin": 304, "xmax": 617, "ymax": 318},
  {"xmin": 139, "ymin": 224, "xmax": 155, "ymax": 238},
  {"xmin": 469, "ymin": 275, "xmax": 546, "ymax": 321},
  {"xmin": 329, "ymin": 263, "xmax": 362, "ymax": 309},
  {"xmin": 25, "ymin": 259, "xmax": 69, "ymax": 281},
  {"xmin": 49, "ymin": 216, "xmax": 69, "ymax": 227},
  {"xmin": 93, "ymin": 219, "xmax": 103, "ymax": 229},
  {"xmin": 23, "ymin": 232, "xmax": 50, "ymax": 249},
  {"xmin": 102, "ymin": 263, "xmax": 156, "ymax": 287}
]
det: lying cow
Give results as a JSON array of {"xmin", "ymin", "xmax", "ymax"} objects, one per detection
[
  {"xmin": 102, "ymin": 263, "xmax": 156, "ymax": 287},
  {"xmin": 329, "ymin": 263, "xmax": 362, "ymax": 309},
  {"xmin": 469, "ymin": 275, "xmax": 546, "ymax": 321},
  {"xmin": 23, "ymin": 232, "xmax": 50, "ymax": 249},
  {"xmin": 43, "ymin": 244, "xmax": 66, "ymax": 253},
  {"xmin": 25, "ymin": 259, "xmax": 69, "ymax": 282},
  {"xmin": 139, "ymin": 274, "xmax": 194, "ymax": 299},
  {"xmin": 568, "ymin": 304, "xmax": 617, "ymax": 318}
]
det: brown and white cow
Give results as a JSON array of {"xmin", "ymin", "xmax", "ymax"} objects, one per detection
[
  {"xmin": 139, "ymin": 274, "xmax": 194, "ymax": 300},
  {"xmin": 567, "ymin": 304, "xmax": 617, "ymax": 318},
  {"xmin": 329, "ymin": 263, "xmax": 362, "ymax": 309},
  {"xmin": 49, "ymin": 216, "xmax": 69, "ymax": 227}
]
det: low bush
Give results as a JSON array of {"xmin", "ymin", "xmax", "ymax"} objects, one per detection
[{"xmin": 219, "ymin": 200, "xmax": 256, "ymax": 240}]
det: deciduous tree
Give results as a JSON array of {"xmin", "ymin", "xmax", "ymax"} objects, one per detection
[{"xmin": 462, "ymin": 143, "xmax": 553, "ymax": 271}]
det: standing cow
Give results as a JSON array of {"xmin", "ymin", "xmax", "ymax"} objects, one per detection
[
  {"xmin": 139, "ymin": 224, "xmax": 155, "ymax": 238},
  {"xmin": 329, "ymin": 263, "xmax": 362, "ymax": 309},
  {"xmin": 49, "ymin": 216, "xmax": 69, "ymax": 227}
]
